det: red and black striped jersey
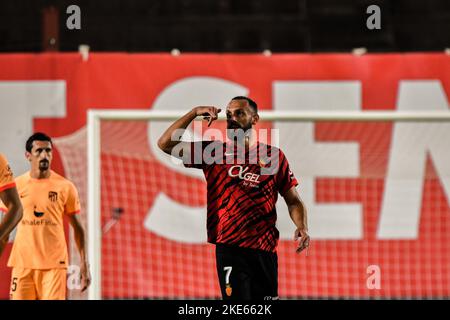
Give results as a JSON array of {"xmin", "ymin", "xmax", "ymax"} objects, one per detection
[{"xmin": 184, "ymin": 141, "xmax": 298, "ymax": 252}]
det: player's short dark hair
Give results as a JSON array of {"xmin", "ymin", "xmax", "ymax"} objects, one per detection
[
  {"xmin": 26, "ymin": 132, "xmax": 53, "ymax": 152},
  {"xmin": 231, "ymin": 96, "xmax": 258, "ymax": 113}
]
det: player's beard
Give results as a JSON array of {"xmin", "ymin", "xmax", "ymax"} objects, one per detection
[
  {"xmin": 227, "ymin": 120, "xmax": 252, "ymax": 135},
  {"xmin": 39, "ymin": 159, "xmax": 50, "ymax": 171},
  {"xmin": 226, "ymin": 120, "xmax": 253, "ymax": 149}
]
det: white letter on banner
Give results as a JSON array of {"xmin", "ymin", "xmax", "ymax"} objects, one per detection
[
  {"xmin": 378, "ymin": 81, "xmax": 450, "ymax": 239},
  {"xmin": 274, "ymin": 81, "xmax": 362, "ymax": 239},
  {"xmin": 0, "ymin": 81, "xmax": 66, "ymax": 176}
]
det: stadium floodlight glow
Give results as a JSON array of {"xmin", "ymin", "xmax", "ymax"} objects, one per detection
[
  {"xmin": 171, "ymin": 48, "xmax": 181, "ymax": 56},
  {"xmin": 263, "ymin": 49, "xmax": 272, "ymax": 57},
  {"xmin": 78, "ymin": 44, "xmax": 90, "ymax": 62},
  {"xmin": 87, "ymin": 109, "xmax": 450, "ymax": 300},
  {"xmin": 352, "ymin": 47, "xmax": 367, "ymax": 56}
]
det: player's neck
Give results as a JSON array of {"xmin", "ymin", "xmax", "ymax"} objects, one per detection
[
  {"xmin": 244, "ymin": 134, "xmax": 257, "ymax": 149},
  {"xmin": 30, "ymin": 168, "xmax": 51, "ymax": 179},
  {"xmin": 229, "ymin": 134, "xmax": 258, "ymax": 153},
  {"xmin": 232, "ymin": 135, "xmax": 257, "ymax": 151}
]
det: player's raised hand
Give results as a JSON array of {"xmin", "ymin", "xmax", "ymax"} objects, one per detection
[
  {"xmin": 294, "ymin": 227, "xmax": 310, "ymax": 255},
  {"xmin": 194, "ymin": 106, "xmax": 222, "ymax": 127}
]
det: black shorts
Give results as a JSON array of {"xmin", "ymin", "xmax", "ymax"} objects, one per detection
[{"xmin": 215, "ymin": 243, "xmax": 278, "ymax": 300}]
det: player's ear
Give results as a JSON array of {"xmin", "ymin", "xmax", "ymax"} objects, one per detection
[
  {"xmin": 252, "ymin": 113, "xmax": 259, "ymax": 125},
  {"xmin": 25, "ymin": 151, "xmax": 31, "ymax": 161}
]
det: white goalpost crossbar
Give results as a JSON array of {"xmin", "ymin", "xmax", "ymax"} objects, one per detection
[{"xmin": 86, "ymin": 109, "xmax": 450, "ymax": 300}]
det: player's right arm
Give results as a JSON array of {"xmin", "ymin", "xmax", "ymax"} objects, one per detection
[
  {"xmin": 0, "ymin": 154, "xmax": 23, "ymax": 257},
  {"xmin": 0, "ymin": 186, "xmax": 23, "ymax": 256},
  {"xmin": 157, "ymin": 106, "xmax": 221, "ymax": 159}
]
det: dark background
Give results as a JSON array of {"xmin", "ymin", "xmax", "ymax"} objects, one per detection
[{"xmin": 0, "ymin": 0, "xmax": 449, "ymax": 53}]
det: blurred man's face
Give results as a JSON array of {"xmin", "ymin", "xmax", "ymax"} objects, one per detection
[
  {"xmin": 226, "ymin": 99, "xmax": 257, "ymax": 135},
  {"xmin": 26, "ymin": 140, "xmax": 53, "ymax": 172}
]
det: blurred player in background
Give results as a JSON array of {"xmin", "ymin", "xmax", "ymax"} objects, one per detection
[
  {"xmin": 0, "ymin": 154, "xmax": 23, "ymax": 257},
  {"xmin": 6, "ymin": 132, "xmax": 90, "ymax": 300},
  {"xmin": 158, "ymin": 96, "xmax": 310, "ymax": 300}
]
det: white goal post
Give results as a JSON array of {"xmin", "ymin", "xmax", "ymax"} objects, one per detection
[{"xmin": 86, "ymin": 109, "xmax": 450, "ymax": 300}]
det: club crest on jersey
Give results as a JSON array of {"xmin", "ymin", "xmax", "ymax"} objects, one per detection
[
  {"xmin": 259, "ymin": 158, "xmax": 270, "ymax": 168},
  {"xmin": 225, "ymin": 284, "xmax": 232, "ymax": 296},
  {"xmin": 48, "ymin": 191, "xmax": 58, "ymax": 202}
]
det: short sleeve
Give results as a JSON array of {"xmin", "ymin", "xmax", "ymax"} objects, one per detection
[
  {"xmin": 65, "ymin": 182, "xmax": 81, "ymax": 215},
  {"xmin": 276, "ymin": 150, "xmax": 299, "ymax": 196},
  {"xmin": 0, "ymin": 154, "xmax": 15, "ymax": 192}
]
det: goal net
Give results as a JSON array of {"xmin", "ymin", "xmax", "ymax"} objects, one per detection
[{"xmin": 53, "ymin": 110, "xmax": 450, "ymax": 300}]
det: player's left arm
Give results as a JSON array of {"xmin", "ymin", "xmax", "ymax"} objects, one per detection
[
  {"xmin": 0, "ymin": 155, "xmax": 23, "ymax": 255},
  {"xmin": 0, "ymin": 186, "xmax": 23, "ymax": 242},
  {"xmin": 68, "ymin": 214, "xmax": 91, "ymax": 292},
  {"xmin": 0, "ymin": 187, "xmax": 23, "ymax": 257},
  {"xmin": 66, "ymin": 182, "xmax": 91, "ymax": 292},
  {"xmin": 282, "ymin": 186, "xmax": 310, "ymax": 255}
]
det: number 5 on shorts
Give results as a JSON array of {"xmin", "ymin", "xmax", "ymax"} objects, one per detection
[{"xmin": 11, "ymin": 277, "xmax": 17, "ymax": 292}]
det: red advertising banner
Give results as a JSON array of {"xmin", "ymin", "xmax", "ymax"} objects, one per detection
[{"xmin": 0, "ymin": 53, "xmax": 449, "ymax": 299}]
